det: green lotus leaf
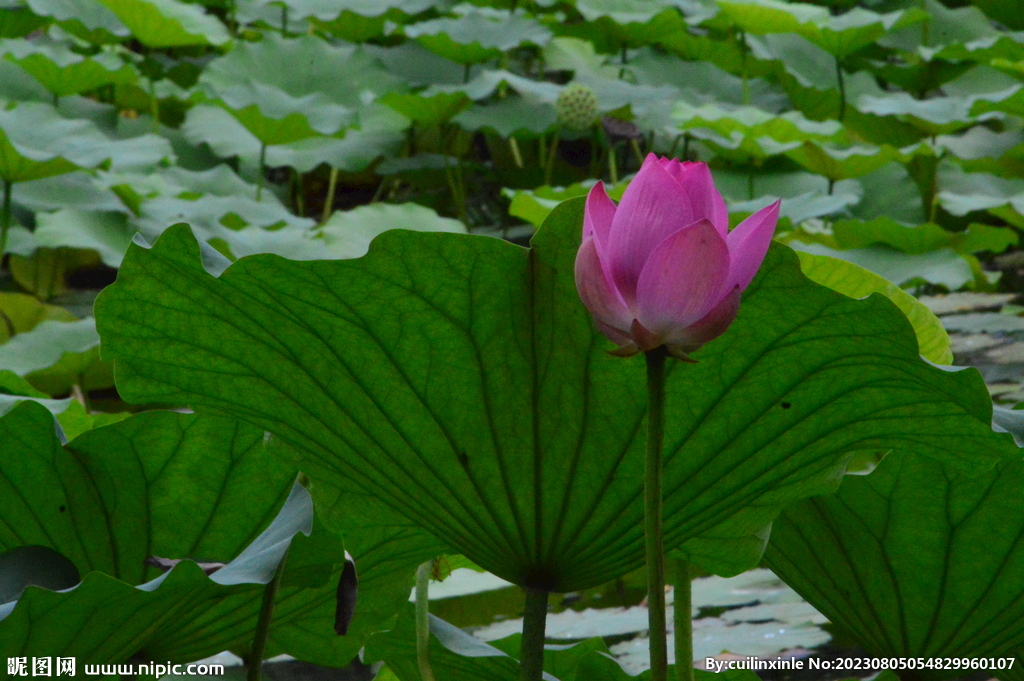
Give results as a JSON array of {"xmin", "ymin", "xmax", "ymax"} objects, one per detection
[
  {"xmin": 850, "ymin": 161, "xmax": 925, "ymax": 224},
  {"xmin": 794, "ymin": 250, "xmax": 952, "ymax": 365},
  {"xmin": 0, "ymin": 291, "xmax": 75, "ymax": 343},
  {"xmin": 24, "ymin": 0, "xmax": 130, "ymax": 43},
  {"xmin": 94, "ymin": 0, "xmax": 230, "ymax": 47},
  {"xmin": 937, "ymin": 164, "xmax": 1024, "ymax": 218},
  {"xmin": 248, "ymin": 0, "xmax": 431, "ymax": 22},
  {"xmin": 454, "ymin": 96, "xmax": 557, "ymax": 136},
  {"xmin": 31, "ymin": 209, "xmax": 133, "ymax": 268},
  {"xmin": 971, "ymin": 84, "xmax": 1024, "ymax": 119},
  {"xmin": 0, "ymin": 100, "xmax": 172, "ymax": 183},
  {"xmin": 381, "ymin": 91, "xmax": 470, "ymax": 126},
  {"xmin": 718, "ymin": 0, "xmax": 925, "ymax": 58},
  {"xmin": 674, "ymin": 102, "xmax": 843, "ymax": 145},
  {"xmin": 857, "ymin": 91, "xmax": 995, "ymax": 136},
  {"xmin": 404, "ymin": 10, "xmax": 552, "ymax": 65},
  {"xmin": 14, "ymin": 172, "xmax": 127, "ymax": 214},
  {"xmin": 0, "ymin": 37, "xmax": 136, "ymax": 97},
  {"xmin": 265, "ymin": 103, "xmax": 408, "ymax": 173},
  {"xmin": 574, "ymin": 2, "xmax": 690, "ymax": 48},
  {"xmin": 201, "ymin": 34, "xmax": 402, "ymax": 116},
  {"xmin": 0, "ymin": 316, "xmax": 111, "ymax": 395},
  {"xmin": 971, "ymin": 0, "xmax": 1024, "ymax": 31},
  {"xmin": 0, "ymin": 2, "xmax": 49, "ymax": 38},
  {"xmin": 764, "ymin": 427, "xmax": 1024, "ymax": 669},
  {"xmin": 96, "ymin": 197, "xmax": 1015, "ymax": 592},
  {"xmin": 0, "ymin": 402, "xmax": 349, "ymax": 662},
  {"xmin": 783, "ymin": 142, "xmax": 903, "ymax": 181},
  {"xmin": 789, "ymin": 242, "xmax": 975, "ymax": 290},
  {"xmin": 316, "ymin": 203, "xmax": 466, "ymax": 259},
  {"xmin": 829, "ymin": 216, "xmax": 1017, "ymax": 256}
]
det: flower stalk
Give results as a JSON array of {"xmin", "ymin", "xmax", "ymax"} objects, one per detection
[
  {"xmin": 672, "ymin": 557, "xmax": 693, "ymax": 681},
  {"xmin": 247, "ymin": 545, "xmax": 289, "ymax": 681},
  {"xmin": 645, "ymin": 346, "xmax": 669, "ymax": 681},
  {"xmin": 415, "ymin": 561, "xmax": 437, "ymax": 681}
]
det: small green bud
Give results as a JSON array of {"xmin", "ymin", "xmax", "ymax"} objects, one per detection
[{"xmin": 555, "ymin": 83, "xmax": 599, "ymax": 131}]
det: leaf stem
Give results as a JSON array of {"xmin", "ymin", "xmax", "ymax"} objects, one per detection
[
  {"xmin": 0, "ymin": 179, "xmax": 11, "ymax": 262},
  {"xmin": 509, "ymin": 136, "xmax": 523, "ymax": 168},
  {"xmin": 645, "ymin": 346, "xmax": 669, "ymax": 681},
  {"xmin": 520, "ymin": 587, "xmax": 549, "ymax": 681},
  {"xmin": 321, "ymin": 166, "xmax": 339, "ymax": 223},
  {"xmin": 608, "ymin": 145, "xmax": 619, "ymax": 184},
  {"xmin": 672, "ymin": 558, "xmax": 693, "ymax": 681},
  {"xmin": 544, "ymin": 128, "xmax": 560, "ymax": 186},
  {"xmin": 256, "ymin": 143, "xmax": 267, "ymax": 202},
  {"xmin": 415, "ymin": 561, "xmax": 437, "ymax": 681},
  {"xmin": 247, "ymin": 545, "xmax": 289, "ymax": 681},
  {"xmin": 835, "ymin": 57, "xmax": 846, "ymax": 122}
]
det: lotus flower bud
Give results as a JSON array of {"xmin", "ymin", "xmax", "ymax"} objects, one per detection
[
  {"xmin": 556, "ymin": 83, "xmax": 599, "ymax": 131},
  {"xmin": 575, "ymin": 154, "xmax": 779, "ymax": 360}
]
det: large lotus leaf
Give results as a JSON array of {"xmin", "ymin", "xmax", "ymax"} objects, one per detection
[
  {"xmin": 574, "ymin": 2, "xmax": 689, "ymax": 48},
  {"xmin": 30, "ymin": 209, "xmax": 133, "ymax": 268},
  {"xmin": 971, "ymin": 0, "xmax": 1024, "ymax": 30},
  {"xmin": 24, "ymin": 0, "xmax": 130, "ymax": 43},
  {"xmin": 857, "ymin": 91, "xmax": 997, "ymax": 136},
  {"xmin": 764, "ymin": 435, "xmax": 1024, "ymax": 669},
  {"xmin": 794, "ymin": 251, "xmax": 952, "ymax": 365},
  {"xmin": 789, "ymin": 242, "xmax": 975, "ymax": 291},
  {"xmin": 316, "ymin": 203, "xmax": 466, "ymax": 259},
  {"xmin": 404, "ymin": 11, "xmax": 552, "ymax": 65},
  {"xmin": 717, "ymin": 0, "xmax": 926, "ymax": 58},
  {"xmin": 200, "ymin": 35, "xmax": 403, "ymax": 117},
  {"xmin": 454, "ymin": 96, "xmax": 556, "ymax": 137},
  {"xmin": 783, "ymin": 142, "xmax": 903, "ymax": 181},
  {"xmin": 0, "ymin": 403, "xmax": 403, "ymax": 665},
  {"xmin": 0, "ymin": 2, "xmax": 49, "ymax": 38},
  {"xmin": 936, "ymin": 164, "xmax": 1024, "ymax": 218},
  {"xmin": 0, "ymin": 100, "xmax": 172, "ymax": 183},
  {"xmin": 96, "ymin": 198, "xmax": 1015, "ymax": 591},
  {"xmin": 0, "ymin": 317, "xmax": 111, "ymax": 395},
  {"xmin": 0, "ymin": 37, "xmax": 136, "ymax": 97},
  {"xmin": 94, "ymin": 0, "xmax": 230, "ymax": 47},
  {"xmin": 971, "ymin": 84, "xmax": 1024, "ymax": 119},
  {"xmin": 248, "ymin": 0, "xmax": 431, "ymax": 21},
  {"xmin": 627, "ymin": 49, "xmax": 788, "ymax": 113},
  {"xmin": 674, "ymin": 102, "xmax": 844, "ymax": 146},
  {"xmin": 850, "ymin": 161, "xmax": 925, "ymax": 224},
  {"xmin": 13, "ymin": 172, "xmax": 127, "ymax": 214},
  {"xmin": 381, "ymin": 91, "xmax": 470, "ymax": 126},
  {"xmin": 879, "ymin": 0, "xmax": 995, "ymax": 53},
  {"xmin": 266, "ymin": 104, "xmax": 408, "ymax": 173},
  {"xmin": 828, "ymin": 217, "xmax": 1017, "ymax": 256},
  {"xmin": 0, "ymin": 291, "xmax": 75, "ymax": 343}
]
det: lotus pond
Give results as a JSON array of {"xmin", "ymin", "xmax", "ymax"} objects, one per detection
[{"xmin": 4, "ymin": 0, "xmax": 1024, "ymax": 680}]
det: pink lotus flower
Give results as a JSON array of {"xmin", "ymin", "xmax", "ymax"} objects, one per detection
[{"xmin": 575, "ymin": 154, "xmax": 779, "ymax": 359}]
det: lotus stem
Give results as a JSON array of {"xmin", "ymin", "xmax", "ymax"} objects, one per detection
[
  {"xmin": 672, "ymin": 558, "xmax": 693, "ymax": 681},
  {"xmin": 0, "ymin": 179, "xmax": 11, "ymax": 261},
  {"xmin": 740, "ymin": 30, "xmax": 750, "ymax": 106},
  {"xmin": 509, "ymin": 137, "xmax": 523, "ymax": 168},
  {"xmin": 520, "ymin": 587, "xmax": 549, "ymax": 681},
  {"xmin": 645, "ymin": 346, "xmax": 669, "ymax": 681},
  {"xmin": 608, "ymin": 145, "xmax": 619, "ymax": 184},
  {"xmin": 630, "ymin": 138, "xmax": 644, "ymax": 167},
  {"xmin": 544, "ymin": 128, "xmax": 560, "ymax": 186},
  {"xmin": 321, "ymin": 166, "xmax": 339, "ymax": 223},
  {"xmin": 247, "ymin": 545, "xmax": 289, "ymax": 681},
  {"xmin": 415, "ymin": 561, "xmax": 437, "ymax": 681},
  {"xmin": 256, "ymin": 143, "xmax": 267, "ymax": 202},
  {"xmin": 835, "ymin": 57, "xmax": 846, "ymax": 122}
]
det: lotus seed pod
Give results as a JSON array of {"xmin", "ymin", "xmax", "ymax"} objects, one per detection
[{"xmin": 556, "ymin": 83, "xmax": 599, "ymax": 131}]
